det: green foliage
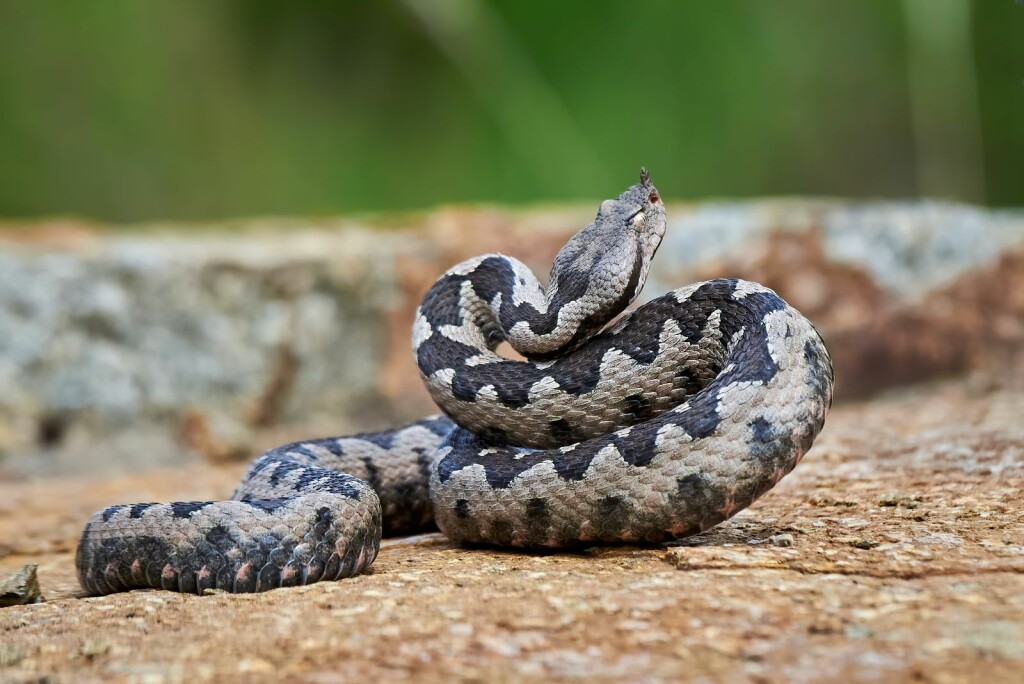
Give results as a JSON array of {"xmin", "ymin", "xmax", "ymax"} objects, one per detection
[{"xmin": 0, "ymin": 0, "xmax": 1019, "ymax": 222}]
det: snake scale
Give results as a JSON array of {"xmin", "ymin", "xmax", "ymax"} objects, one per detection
[{"xmin": 77, "ymin": 170, "xmax": 833, "ymax": 595}]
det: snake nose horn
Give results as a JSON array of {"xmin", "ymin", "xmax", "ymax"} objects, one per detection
[{"xmin": 640, "ymin": 167, "xmax": 660, "ymax": 203}]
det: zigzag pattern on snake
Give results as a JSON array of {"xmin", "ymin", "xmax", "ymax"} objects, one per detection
[{"xmin": 77, "ymin": 170, "xmax": 834, "ymax": 595}]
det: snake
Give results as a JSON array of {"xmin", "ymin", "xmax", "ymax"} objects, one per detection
[{"xmin": 76, "ymin": 170, "xmax": 834, "ymax": 595}]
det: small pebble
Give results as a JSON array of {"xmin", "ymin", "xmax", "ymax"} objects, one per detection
[{"xmin": 0, "ymin": 565, "xmax": 42, "ymax": 607}]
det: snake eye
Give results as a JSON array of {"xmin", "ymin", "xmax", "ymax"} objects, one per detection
[{"xmin": 628, "ymin": 210, "xmax": 647, "ymax": 228}]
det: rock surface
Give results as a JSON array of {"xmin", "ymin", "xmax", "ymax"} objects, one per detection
[{"xmin": 0, "ymin": 379, "xmax": 1021, "ymax": 682}]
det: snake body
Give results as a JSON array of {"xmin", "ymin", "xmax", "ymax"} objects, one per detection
[{"xmin": 77, "ymin": 171, "xmax": 833, "ymax": 595}]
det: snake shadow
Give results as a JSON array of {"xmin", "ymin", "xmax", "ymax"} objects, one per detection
[{"xmin": 404, "ymin": 519, "xmax": 796, "ymax": 563}]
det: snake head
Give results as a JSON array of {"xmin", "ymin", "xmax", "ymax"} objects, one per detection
[
  {"xmin": 546, "ymin": 170, "xmax": 667, "ymax": 332},
  {"xmin": 591, "ymin": 168, "xmax": 666, "ymax": 268},
  {"xmin": 593, "ymin": 169, "xmax": 665, "ymax": 245}
]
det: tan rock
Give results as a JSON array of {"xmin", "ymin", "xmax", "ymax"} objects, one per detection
[{"xmin": 0, "ymin": 379, "xmax": 1021, "ymax": 681}]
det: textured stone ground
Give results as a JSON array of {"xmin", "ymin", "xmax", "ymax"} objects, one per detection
[{"xmin": 1, "ymin": 379, "xmax": 1021, "ymax": 683}]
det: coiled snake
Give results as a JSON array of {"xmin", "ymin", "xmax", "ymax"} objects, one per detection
[{"xmin": 77, "ymin": 170, "xmax": 833, "ymax": 595}]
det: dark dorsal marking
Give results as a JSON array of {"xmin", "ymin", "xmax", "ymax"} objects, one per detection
[
  {"xmin": 609, "ymin": 430, "xmax": 659, "ymax": 467},
  {"xmin": 128, "ymin": 503, "xmax": 153, "ymax": 519},
  {"xmin": 285, "ymin": 444, "xmax": 322, "ymax": 462},
  {"xmin": 526, "ymin": 498, "xmax": 548, "ymax": 518},
  {"xmin": 361, "ymin": 456, "xmax": 382, "ymax": 493},
  {"xmin": 170, "ymin": 502, "xmax": 211, "ymax": 519},
  {"xmin": 622, "ymin": 393, "xmax": 655, "ymax": 422},
  {"xmin": 548, "ymin": 419, "xmax": 578, "ymax": 444},
  {"xmin": 205, "ymin": 525, "xmax": 231, "ymax": 546},
  {"xmin": 674, "ymin": 365, "xmax": 707, "ymax": 396},
  {"xmin": 243, "ymin": 497, "xmax": 291, "ymax": 513},
  {"xmin": 750, "ymin": 417, "xmax": 774, "ymax": 443}
]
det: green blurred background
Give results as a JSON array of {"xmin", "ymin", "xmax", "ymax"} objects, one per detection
[{"xmin": 0, "ymin": 0, "xmax": 1020, "ymax": 223}]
